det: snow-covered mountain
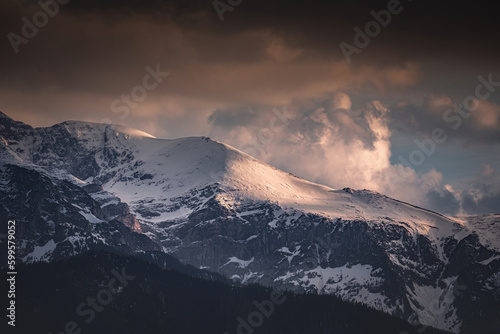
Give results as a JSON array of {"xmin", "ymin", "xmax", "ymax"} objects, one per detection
[{"xmin": 1, "ymin": 111, "xmax": 499, "ymax": 333}]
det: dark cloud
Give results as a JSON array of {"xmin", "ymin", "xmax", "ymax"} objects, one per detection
[
  {"xmin": 462, "ymin": 193, "xmax": 500, "ymax": 215},
  {"xmin": 390, "ymin": 98, "xmax": 500, "ymax": 147},
  {"xmin": 3, "ymin": 0, "xmax": 500, "ymax": 66},
  {"xmin": 460, "ymin": 165, "xmax": 500, "ymax": 215},
  {"xmin": 423, "ymin": 165, "xmax": 500, "ymax": 215},
  {"xmin": 462, "ymin": 192, "xmax": 500, "ymax": 215},
  {"xmin": 0, "ymin": 0, "xmax": 498, "ymax": 214},
  {"xmin": 424, "ymin": 188, "xmax": 461, "ymax": 216}
]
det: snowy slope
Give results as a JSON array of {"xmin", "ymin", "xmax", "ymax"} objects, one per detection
[
  {"xmin": 1, "ymin": 112, "xmax": 499, "ymax": 333},
  {"xmin": 0, "ymin": 115, "xmax": 489, "ymax": 249}
]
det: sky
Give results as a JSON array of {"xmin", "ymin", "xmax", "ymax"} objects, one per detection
[{"xmin": 1, "ymin": 0, "xmax": 499, "ymax": 215}]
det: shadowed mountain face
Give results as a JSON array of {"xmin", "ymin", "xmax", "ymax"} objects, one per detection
[{"xmin": 1, "ymin": 111, "xmax": 499, "ymax": 333}]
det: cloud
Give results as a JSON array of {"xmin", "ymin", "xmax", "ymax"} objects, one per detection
[
  {"xmin": 411, "ymin": 164, "xmax": 500, "ymax": 216},
  {"xmin": 330, "ymin": 92, "xmax": 352, "ymax": 111},
  {"xmin": 209, "ymin": 92, "xmax": 458, "ymax": 211},
  {"xmin": 391, "ymin": 96, "xmax": 500, "ymax": 147},
  {"xmin": 459, "ymin": 164, "xmax": 500, "ymax": 215},
  {"xmin": 471, "ymin": 100, "xmax": 500, "ymax": 129},
  {"xmin": 426, "ymin": 94, "xmax": 453, "ymax": 113},
  {"xmin": 1, "ymin": 0, "xmax": 498, "ymax": 215},
  {"xmin": 209, "ymin": 91, "xmax": 499, "ymax": 215},
  {"xmin": 423, "ymin": 187, "xmax": 461, "ymax": 216},
  {"xmin": 0, "ymin": 2, "xmax": 424, "ymax": 140}
]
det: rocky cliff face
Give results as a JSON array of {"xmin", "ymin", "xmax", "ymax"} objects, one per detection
[
  {"xmin": 0, "ymin": 163, "xmax": 160, "ymax": 263},
  {"xmin": 1, "ymin": 111, "xmax": 499, "ymax": 333},
  {"xmin": 148, "ymin": 189, "xmax": 499, "ymax": 333}
]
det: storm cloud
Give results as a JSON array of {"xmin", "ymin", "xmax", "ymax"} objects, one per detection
[{"xmin": 1, "ymin": 0, "xmax": 498, "ymax": 214}]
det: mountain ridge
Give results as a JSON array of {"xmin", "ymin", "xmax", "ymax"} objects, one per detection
[{"xmin": 1, "ymin": 111, "xmax": 499, "ymax": 333}]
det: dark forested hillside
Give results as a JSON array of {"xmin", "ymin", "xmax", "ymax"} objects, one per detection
[{"xmin": 4, "ymin": 251, "xmax": 452, "ymax": 334}]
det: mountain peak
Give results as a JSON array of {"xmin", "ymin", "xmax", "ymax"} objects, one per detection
[
  {"xmin": 0, "ymin": 110, "xmax": 12, "ymax": 120},
  {"xmin": 2, "ymin": 112, "xmax": 499, "ymax": 334},
  {"xmin": 0, "ymin": 112, "xmax": 456, "ymax": 230},
  {"xmin": 0, "ymin": 111, "xmax": 33, "ymax": 140},
  {"xmin": 0, "ymin": 110, "xmax": 27, "ymax": 125},
  {"xmin": 50, "ymin": 120, "xmax": 157, "ymax": 139}
]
